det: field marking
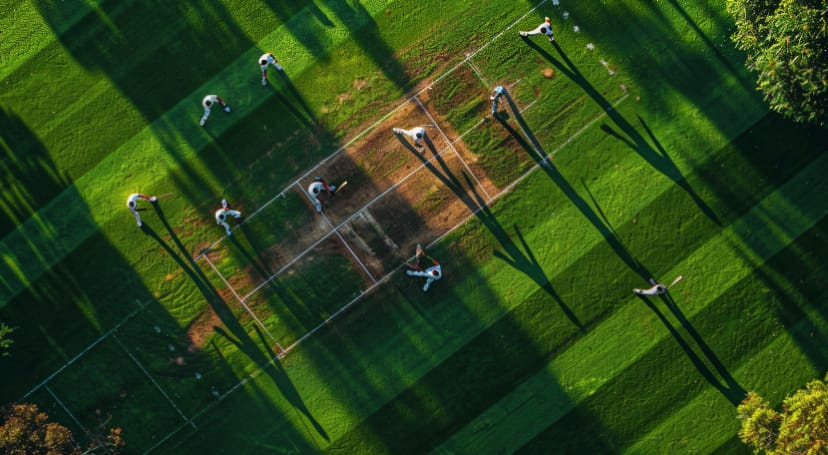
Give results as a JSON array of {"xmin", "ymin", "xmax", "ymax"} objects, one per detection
[
  {"xmin": 323, "ymin": 213, "xmax": 379, "ymax": 284},
  {"xmin": 45, "ymin": 385, "xmax": 90, "ymax": 435},
  {"xmin": 22, "ymin": 299, "xmax": 152, "ymax": 399},
  {"xmin": 414, "ymin": 95, "xmax": 493, "ymax": 202},
  {"xmin": 200, "ymin": 255, "xmax": 284, "ymax": 353},
  {"xmin": 112, "ymin": 334, "xmax": 196, "ymax": 430},
  {"xmin": 466, "ymin": 60, "xmax": 489, "ymax": 86}
]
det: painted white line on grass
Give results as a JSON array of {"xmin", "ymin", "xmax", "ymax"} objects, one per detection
[
  {"xmin": 142, "ymin": 351, "xmax": 283, "ymax": 454},
  {"xmin": 323, "ymin": 213, "xmax": 379, "ymax": 284},
  {"xmin": 466, "ymin": 60, "xmax": 489, "ymax": 86},
  {"xmin": 414, "ymin": 95, "xmax": 493, "ymax": 202},
  {"xmin": 45, "ymin": 385, "xmax": 90, "ymax": 435},
  {"xmin": 112, "ymin": 334, "xmax": 196, "ymax": 429},
  {"xmin": 199, "ymin": 255, "xmax": 283, "ymax": 353},
  {"xmin": 23, "ymin": 299, "xmax": 152, "ymax": 399}
]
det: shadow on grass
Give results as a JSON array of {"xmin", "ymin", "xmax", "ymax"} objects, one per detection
[
  {"xmin": 638, "ymin": 292, "xmax": 746, "ymax": 405},
  {"xmin": 320, "ymin": 0, "xmax": 411, "ymax": 90},
  {"xmin": 522, "ymin": 38, "xmax": 721, "ymax": 226},
  {"xmin": 395, "ymin": 132, "xmax": 582, "ymax": 329},
  {"xmin": 146, "ymin": 204, "xmax": 330, "ymax": 442},
  {"xmin": 494, "ymin": 88, "xmax": 652, "ymax": 282}
]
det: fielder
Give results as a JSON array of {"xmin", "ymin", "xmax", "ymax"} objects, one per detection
[
  {"xmin": 259, "ymin": 53, "xmax": 284, "ymax": 86},
  {"xmin": 519, "ymin": 16, "xmax": 555, "ymax": 42},
  {"xmin": 490, "ymin": 86, "xmax": 505, "ymax": 115},
  {"xmin": 215, "ymin": 199, "xmax": 242, "ymax": 236},
  {"xmin": 126, "ymin": 193, "xmax": 157, "ymax": 227},
  {"xmin": 307, "ymin": 176, "xmax": 337, "ymax": 213},
  {"xmin": 634, "ymin": 278, "xmax": 668, "ymax": 296},
  {"xmin": 406, "ymin": 244, "xmax": 442, "ymax": 292},
  {"xmin": 200, "ymin": 94, "xmax": 231, "ymax": 126},
  {"xmin": 393, "ymin": 126, "xmax": 427, "ymax": 149}
]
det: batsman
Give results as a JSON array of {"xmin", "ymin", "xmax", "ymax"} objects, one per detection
[{"xmin": 406, "ymin": 244, "xmax": 442, "ymax": 292}]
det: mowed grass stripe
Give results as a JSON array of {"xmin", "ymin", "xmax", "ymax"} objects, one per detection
[
  {"xmin": 434, "ymin": 154, "xmax": 828, "ymax": 454},
  {"xmin": 515, "ymin": 224, "xmax": 828, "ymax": 454},
  {"xmin": 625, "ymin": 290, "xmax": 828, "ymax": 454},
  {"xmin": 0, "ymin": 0, "xmax": 404, "ymax": 306}
]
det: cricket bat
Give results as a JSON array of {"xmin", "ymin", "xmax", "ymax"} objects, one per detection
[
  {"xmin": 669, "ymin": 275, "xmax": 684, "ymax": 288},
  {"xmin": 336, "ymin": 180, "xmax": 349, "ymax": 192}
]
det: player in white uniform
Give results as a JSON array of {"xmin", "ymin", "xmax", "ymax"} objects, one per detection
[
  {"xmin": 519, "ymin": 17, "xmax": 555, "ymax": 42},
  {"xmin": 259, "ymin": 53, "xmax": 284, "ymax": 86},
  {"xmin": 215, "ymin": 199, "xmax": 242, "ymax": 235},
  {"xmin": 406, "ymin": 244, "xmax": 442, "ymax": 292},
  {"xmin": 200, "ymin": 95, "xmax": 230, "ymax": 126},
  {"xmin": 126, "ymin": 193, "xmax": 156, "ymax": 227},
  {"xmin": 490, "ymin": 86, "xmax": 506, "ymax": 115},
  {"xmin": 392, "ymin": 126, "xmax": 427, "ymax": 149},
  {"xmin": 307, "ymin": 177, "xmax": 337, "ymax": 213},
  {"xmin": 634, "ymin": 278, "xmax": 668, "ymax": 296}
]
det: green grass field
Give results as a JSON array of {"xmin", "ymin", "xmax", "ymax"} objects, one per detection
[{"xmin": 2, "ymin": 0, "xmax": 828, "ymax": 453}]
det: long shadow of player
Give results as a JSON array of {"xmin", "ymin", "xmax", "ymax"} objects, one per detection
[
  {"xmin": 495, "ymin": 91, "xmax": 651, "ymax": 281},
  {"xmin": 522, "ymin": 39, "xmax": 720, "ymax": 225},
  {"xmin": 635, "ymin": 290, "xmax": 746, "ymax": 405},
  {"xmin": 146, "ymin": 207, "xmax": 329, "ymax": 441},
  {"xmin": 395, "ymin": 134, "xmax": 583, "ymax": 329}
]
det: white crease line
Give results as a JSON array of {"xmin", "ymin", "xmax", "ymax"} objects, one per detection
[{"xmin": 200, "ymin": 255, "xmax": 284, "ymax": 353}]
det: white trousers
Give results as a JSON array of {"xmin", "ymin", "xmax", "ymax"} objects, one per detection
[{"xmin": 407, "ymin": 266, "xmax": 442, "ymax": 291}]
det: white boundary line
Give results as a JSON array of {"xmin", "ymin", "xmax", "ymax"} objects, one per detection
[
  {"xmin": 23, "ymin": 299, "xmax": 152, "ymax": 399},
  {"xmin": 45, "ymin": 385, "xmax": 90, "ymax": 435},
  {"xmin": 413, "ymin": 95, "xmax": 493, "ymax": 202},
  {"xmin": 199, "ymin": 255, "xmax": 284, "ymax": 352},
  {"xmin": 112, "ymin": 333, "xmax": 196, "ymax": 429}
]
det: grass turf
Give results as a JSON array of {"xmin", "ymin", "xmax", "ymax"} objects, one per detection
[{"xmin": 2, "ymin": 0, "xmax": 827, "ymax": 453}]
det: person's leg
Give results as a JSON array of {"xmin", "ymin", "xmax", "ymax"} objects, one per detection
[
  {"xmin": 313, "ymin": 197, "xmax": 323, "ymax": 213},
  {"xmin": 228, "ymin": 209, "xmax": 242, "ymax": 219},
  {"xmin": 423, "ymin": 277, "xmax": 435, "ymax": 292},
  {"xmin": 200, "ymin": 108, "xmax": 211, "ymax": 126},
  {"xmin": 132, "ymin": 209, "xmax": 143, "ymax": 226},
  {"xmin": 219, "ymin": 220, "xmax": 232, "ymax": 235}
]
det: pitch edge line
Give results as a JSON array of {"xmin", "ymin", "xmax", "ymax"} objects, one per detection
[{"xmin": 200, "ymin": 255, "xmax": 283, "ymax": 352}]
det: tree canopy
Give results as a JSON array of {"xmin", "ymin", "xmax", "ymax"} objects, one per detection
[
  {"xmin": 737, "ymin": 372, "xmax": 828, "ymax": 454},
  {"xmin": 727, "ymin": 0, "xmax": 828, "ymax": 126},
  {"xmin": 0, "ymin": 403, "xmax": 124, "ymax": 455}
]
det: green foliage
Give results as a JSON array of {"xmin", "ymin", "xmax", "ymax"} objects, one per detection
[
  {"xmin": 0, "ymin": 323, "xmax": 13, "ymax": 357},
  {"xmin": 737, "ymin": 373, "xmax": 828, "ymax": 454},
  {"xmin": 727, "ymin": 0, "xmax": 828, "ymax": 125}
]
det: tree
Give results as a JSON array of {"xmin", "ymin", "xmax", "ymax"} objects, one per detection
[
  {"xmin": 0, "ymin": 323, "xmax": 13, "ymax": 357},
  {"xmin": 727, "ymin": 0, "xmax": 828, "ymax": 126},
  {"xmin": 0, "ymin": 403, "xmax": 124, "ymax": 455},
  {"xmin": 737, "ymin": 372, "xmax": 828, "ymax": 454}
]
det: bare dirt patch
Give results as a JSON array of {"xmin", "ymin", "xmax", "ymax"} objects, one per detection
[{"xmin": 185, "ymin": 307, "xmax": 222, "ymax": 349}]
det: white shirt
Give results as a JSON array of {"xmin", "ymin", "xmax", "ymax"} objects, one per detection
[
  {"xmin": 126, "ymin": 193, "xmax": 140, "ymax": 209},
  {"xmin": 308, "ymin": 181, "xmax": 326, "ymax": 196},
  {"xmin": 215, "ymin": 208, "xmax": 227, "ymax": 223},
  {"xmin": 203, "ymin": 95, "xmax": 219, "ymax": 109},
  {"xmin": 259, "ymin": 53, "xmax": 275, "ymax": 67}
]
